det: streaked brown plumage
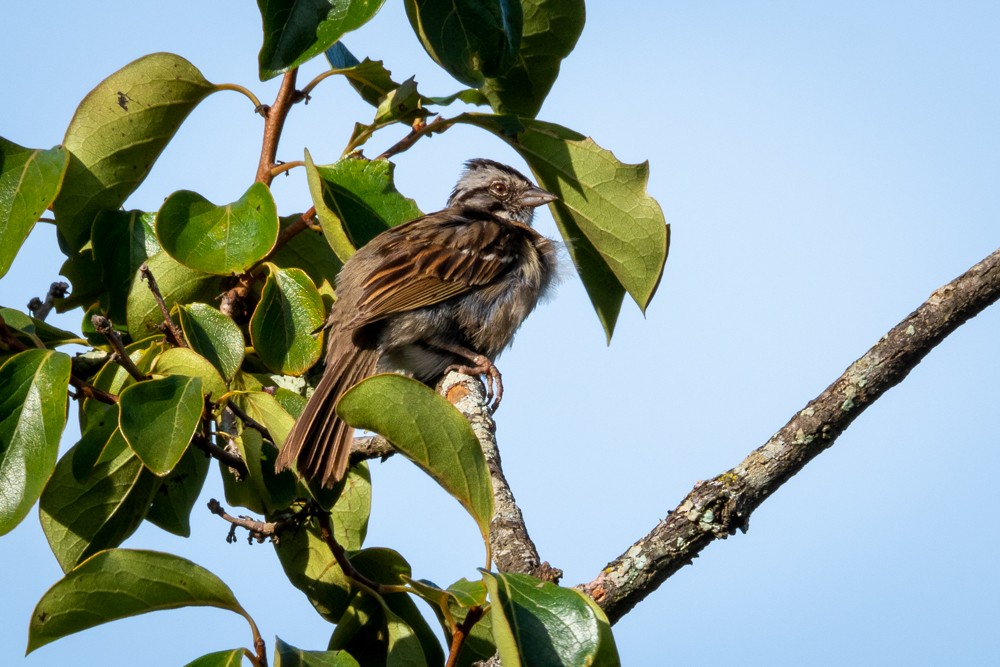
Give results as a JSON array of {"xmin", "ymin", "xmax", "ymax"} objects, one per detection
[{"xmin": 275, "ymin": 159, "xmax": 558, "ymax": 487}]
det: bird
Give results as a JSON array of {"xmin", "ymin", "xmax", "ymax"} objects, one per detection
[{"xmin": 275, "ymin": 158, "xmax": 559, "ymax": 488}]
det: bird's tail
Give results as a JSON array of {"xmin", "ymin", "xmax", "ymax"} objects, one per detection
[{"xmin": 275, "ymin": 333, "xmax": 379, "ymax": 488}]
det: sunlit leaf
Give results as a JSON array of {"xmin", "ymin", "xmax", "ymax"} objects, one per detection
[
  {"xmin": 152, "ymin": 347, "xmax": 228, "ymax": 399},
  {"xmin": 182, "ymin": 648, "xmax": 247, "ymax": 667},
  {"xmin": 28, "ymin": 549, "xmax": 254, "ymax": 653},
  {"xmin": 337, "ymin": 374, "xmax": 493, "ymax": 558},
  {"xmin": 52, "ymin": 53, "xmax": 216, "ymax": 252},
  {"xmin": 0, "ymin": 138, "xmax": 68, "ymax": 278},
  {"xmin": 156, "ymin": 184, "xmax": 279, "ymax": 275},
  {"xmin": 145, "ymin": 445, "xmax": 210, "ymax": 537},
  {"xmin": 177, "ymin": 303, "xmax": 246, "ymax": 381},
  {"xmin": 249, "ymin": 264, "xmax": 325, "ymax": 375},
  {"xmin": 274, "ymin": 637, "xmax": 361, "ymax": 667},
  {"xmin": 119, "ymin": 375, "xmax": 204, "ymax": 476},
  {"xmin": 0, "ymin": 350, "xmax": 71, "ymax": 535},
  {"xmin": 257, "ymin": 0, "xmax": 388, "ymax": 80}
]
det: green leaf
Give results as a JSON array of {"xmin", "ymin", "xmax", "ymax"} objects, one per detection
[
  {"xmin": 224, "ymin": 427, "xmax": 296, "ymax": 514},
  {"xmin": 119, "ymin": 375, "xmax": 204, "ymax": 476},
  {"xmin": 183, "ymin": 648, "xmax": 247, "ymax": 667},
  {"xmin": 372, "ymin": 77, "xmax": 432, "ymax": 127},
  {"xmin": 156, "ymin": 184, "xmax": 279, "ymax": 275},
  {"xmin": 482, "ymin": 572, "xmax": 620, "ymax": 667},
  {"xmin": 337, "ymin": 374, "xmax": 493, "ymax": 558},
  {"xmin": 481, "ymin": 0, "xmax": 585, "ymax": 117},
  {"xmin": 91, "ymin": 210, "xmax": 160, "ymax": 321},
  {"xmin": 273, "ymin": 519, "xmax": 354, "ymax": 624},
  {"xmin": 145, "ymin": 445, "xmax": 210, "ymax": 537},
  {"xmin": 249, "ymin": 264, "xmax": 325, "ymax": 375},
  {"xmin": 153, "ymin": 347, "xmax": 228, "ymax": 399},
  {"xmin": 271, "ymin": 214, "xmax": 343, "ymax": 295},
  {"xmin": 325, "ymin": 43, "xmax": 401, "ymax": 107},
  {"xmin": 0, "ymin": 307, "xmax": 84, "ymax": 349},
  {"xmin": 125, "ymin": 251, "xmax": 223, "ymax": 340},
  {"xmin": 0, "ymin": 350, "xmax": 71, "ymax": 535},
  {"xmin": 39, "ymin": 433, "xmax": 161, "ymax": 572},
  {"xmin": 52, "ymin": 53, "xmax": 217, "ymax": 252},
  {"xmin": 330, "ymin": 462, "xmax": 371, "ymax": 550},
  {"xmin": 306, "ymin": 153, "xmax": 423, "ymax": 262},
  {"xmin": 459, "ymin": 114, "xmax": 668, "ymax": 339},
  {"xmin": 233, "ymin": 390, "xmax": 297, "ymax": 447},
  {"xmin": 28, "ymin": 548, "xmax": 255, "ymax": 653},
  {"xmin": 177, "ymin": 303, "xmax": 246, "ymax": 381},
  {"xmin": 0, "ymin": 138, "xmax": 69, "ymax": 278},
  {"xmin": 257, "ymin": 0, "xmax": 388, "ymax": 80},
  {"xmin": 274, "ymin": 637, "xmax": 361, "ymax": 667},
  {"xmin": 58, "ymin": 248, "xmax": 104, "ymax": 312},
  {"xmin": 404, "ymin": 0, "xmax": 523, "ymax": 87}
]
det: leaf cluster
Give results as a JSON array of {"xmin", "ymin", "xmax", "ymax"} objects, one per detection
[{"xmin": 0, "ymin": 1, "xmax": 667, "ymax": 665}]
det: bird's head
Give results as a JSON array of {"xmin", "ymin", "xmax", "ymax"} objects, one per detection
[{"xmin": 449, "ymin": 158, "xmax": 557, "ymax": 224}]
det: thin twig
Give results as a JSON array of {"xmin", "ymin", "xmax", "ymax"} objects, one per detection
[
  {"xmin": 445, "ymin": 606, "xmax": 484, "ymax": 667},
  {"xmin": 207, "ymin": 498, "xmax": 308, "ymax": 544},
  {"xmin": 256, "ymin": 69, "xmax": 299, "ymax": 185},
  {"xmin": 228, "ymin": 401, "xmax": 274, "ymax": 444},
  {"xmin": 139, "ymin": 264, "xmax": 186, "ymax": 347},
  {"xmin": 194, "ymin": 432, "xmax": 248, "ymax": 478},
  {"xmin": 579, "ymin": 246, "xmax": 1000, "ymax": 624},
  {"xmin": 313, "ymin": 504, "xmax": 387, "ymax": 594},
  {"xmin": 91, "ymin": 314, "xmax": 147, "ymax": 381},
  {"xmin": 376, "ymin": 116, "xmax": 456, "ymax": 161},
  {"xmin": 27, "ymin": 281, "xmax": 69, "ymax": 321},
  {"xmin": 69, "ymin": 375, "xmax": 118, "ymax": 404},
  {"xmin": 255, "ymin": 207, "xmax": 318, "ymax": 269}
]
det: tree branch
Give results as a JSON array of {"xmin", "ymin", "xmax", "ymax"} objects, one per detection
[
  {"xmin": 255, "ymin": 69, "xmax": 299, "ymax": 186},
  {"xmin": 139, "ymin": 264, "xmax": 186, "ymax": 347},
  {"xmin": 580, "ymin": 246, "xmax": 1000, "ymax": 624},
  {"xmin": 439, "ymin": 372, "xmax": 562, "ymax": 582}
]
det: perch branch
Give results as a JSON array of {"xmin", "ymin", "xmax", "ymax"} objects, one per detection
[
  {"xmin": 580, "ymin": 246, "xmax": 1000, "ymax": 624},
  {"xmin": 440, "ymin": 372, "xmax": 561, "ymax": 582},
  {"xmin": 91, "ymin": 314, "xmax": 147, "ymax": 381}
]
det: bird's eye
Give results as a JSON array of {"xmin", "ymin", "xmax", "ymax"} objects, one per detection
[{"xmin": 489, "ymin": 181, "xmax": 509, "ymax": 196}]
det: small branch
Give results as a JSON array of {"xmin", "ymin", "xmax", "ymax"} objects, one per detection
[
  {"xmin": 313, "ymin": 503, "xmax": 387, "ymax": 594},
  {"xmin": 228, "ymin": 401, "xmax": 274, "ymax": 444},
  {"xmin": 350, "ymin": 434, "xmax": 395, "ymax": 466},
  {"xmin": 213, "ymin": 82, "xmax": 263, "ymax": 110},
  {"xmin": 256, "ymin": 69, "xmax": 299, "ymax": 185},
  {"xmin": 580, "ymin": 246, "xmax": 1000, "ymax": 624},
  {"xmin": 139, "ymin": 264, "xmax": 186, "ymax": 347},
  {"xmin": 254, "ymin": 207, "xmax": 318, "ymax": 270},
  {"xmin": 69, "ymin": 375, "xmax": 118, "ymax": 404},
  {"xmin": 377, "ymin": 116, "xmax": 456, "ymax": 161},
  {"xmin": 194, "ymin": 432, "xmax": 249, "ymax": 478},
  {"xmin": 91, "ymin": 314, "xmax": 147, "ymax": 381},
  {"xmin": 446, "ymin": 606, "xmax": 485, "ymax": 667},
  {"xmin": 439, "ymin": 373, "xmax": 561, "ymax": 582},
  {"xmin": 207, "ymin": 498, "xmax": 307, "ymax": 544},
  {"xmin": 27, "ymin": 281, "xmax": 69, "ymax": 321}
]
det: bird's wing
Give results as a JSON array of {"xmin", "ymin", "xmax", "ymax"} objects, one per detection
[{"xmin": 346, "ymin": 211, "xmax": 519, "ymax": 328}]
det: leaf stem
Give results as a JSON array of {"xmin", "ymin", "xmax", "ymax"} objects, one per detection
[
  {"xmin": 214, "ymin": 83, "xmax": 264, "ymax": 110},
  {"xmin": 270, "ymin": 160, "xmax": 304, "ymax": 178}
]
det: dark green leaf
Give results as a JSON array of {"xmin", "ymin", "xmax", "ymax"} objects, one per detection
[
  {"xmin": 91, "ymin": 210, "xmax": 160, "ymax": 321},
  {"xmin": 404, "ymin": 0, "xmax": 523, "ymax": 87},
  {"xmin": 157, "ymin": 184, "xmax": 279, "ymax": 275},
  {"xmin": 224, "ymin": 427, "xmax": 296, "ymax": 514},
  {"xmin": 0, "ymin": 350, "xmax": 71, "ymax": 535},
  {"xmin": 372, "ymin": 77, "xmax": 432, "ymax": 127},
  {"xmin": 0, "ymin": 307, "xmax": 84, "ymax": 349},
  {"xmin": 182, "ymin": 648, "xmax": 247, "ymax": 667},
  {"xmin": 52, "ymin": 53, "xmax": 216, "ymax": 252},
  {"xmin": 482, "ymin": 572, "xmax": 620, "ymax": 667},
  {"xmin": 39, "ymin": 433, "xmax": 161, "ymax": 572},
  {"xmin": 152, "ymin": 347, "xmax": 228, "ymax": 399},
  {"xmin": 337, "ymin": 374, "xmax": 493, "ymax": 558},
  {"xmin": 273, "ymin": 518, "xmax": 354, "ymax": 624},
  {"xmin": 458, "ymin": 114, "xmax": 668, "ymax": 339},
  {"xmin": 145, "ymin": 445, "xmax": 210, "ymax": 537},
  {"xmin": 273, "ymin": 637, "xmax": 361, "ymax": 667},
  {"xmin": 119, "ymin": 375, "xmax": 204, "ymax": 476},
  {"xmin": 177, "ymin": 303, "xmax": 246, "ymax": 381},
  {"xmin": 0, "ymin": 138, "xmax": 68, "ymax": 278},
  {"xmin": 257, "ymin": 0, "xmax": 388, "ymax": 80},
  {"xmin": 481, "ymin": 0, "xmax": 585, "ymax": 117},
  {"xmin": 125, "ymin": 251, "xmax": 223, "ymax": 340},
  {"xmin": 28, "ymin": 549, "xmax": 254, "ymax": 653},
  {"xmin": 249, "ymin": 264, "xmax": 325, "ymax": 375},
  {"xmin": 306, "ymin": 154, "xmax": 422, "ymax": 261},
  {"xmin": 58, "ymin": 248, "xmax": 104, "ymax": 312}
]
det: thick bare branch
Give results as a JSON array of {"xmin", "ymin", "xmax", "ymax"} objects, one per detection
[{"xmin": 581, "ymin": 246, "xmax": 1000, "ymax": 624}]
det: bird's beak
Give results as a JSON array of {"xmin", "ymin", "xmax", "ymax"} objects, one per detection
[{"xmin": 519, "ymin": 186, "xmax": 558, "ymax": 208}]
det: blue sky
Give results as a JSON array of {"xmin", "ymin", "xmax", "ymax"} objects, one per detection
[{"xmin": 2, "ymin": 2, "xmax": 998, "ymax": 665}]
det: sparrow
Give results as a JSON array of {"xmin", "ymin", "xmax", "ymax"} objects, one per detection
[{"xmin": 275, "ymin": 159, "xmax": 558, "ymax": 488}]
